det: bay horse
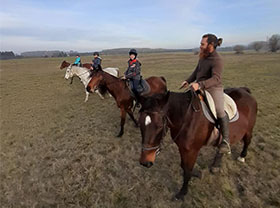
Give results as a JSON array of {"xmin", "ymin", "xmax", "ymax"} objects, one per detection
[
  {"xmin": 86, "ymin": 69, "xmax": 167, "ymax": 137},
  {"xmin": 138, "ymin": 87, "xmax": 257, "ymax": 200},
  {"xmin": 60, "ymin": 60, "xmax": 92, "ymax": 70},
  {"xmin": 64, "ymin": 65, "xmax": 119, "ymax": 102}
]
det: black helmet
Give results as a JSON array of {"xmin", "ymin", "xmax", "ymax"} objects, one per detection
[
  {"xmin": 76, "ymin": 54, "xmax": 80, "ymax": 57},
  {"xmin": 93, "ymin": 52, "xmax": 99, "ymax": 56},
  {"xmin": 129, "ymin": 49, "xmax": 137, "ymax": 57}
]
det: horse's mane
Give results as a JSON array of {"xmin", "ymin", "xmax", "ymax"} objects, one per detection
[{"xmin": 141, "ymin": 91, "xmax": 193, "ymax": 113}]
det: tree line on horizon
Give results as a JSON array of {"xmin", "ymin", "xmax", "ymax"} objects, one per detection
[{"xmin": 1, "ymin": 34, "xmax": 279, "ymax": 60}]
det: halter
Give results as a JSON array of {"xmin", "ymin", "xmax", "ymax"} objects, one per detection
[
  {"xmin": 141, "ymin": 109, "xmax": 170, "ymax": 153},
  {"xmin": 141, "ymin": 89, "xmax": 201, "ymax": 148}
]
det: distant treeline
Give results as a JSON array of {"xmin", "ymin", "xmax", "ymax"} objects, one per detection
[
  {"xmin": 0, "ymin": 51, "xmax": 23, "ymax": 60},
  {"xmin": 1, "ymin": 34, "xmax": 279, "ymax": 60}
]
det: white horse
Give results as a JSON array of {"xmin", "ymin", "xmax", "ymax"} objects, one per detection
[{"xmin": 64, "ymin": 66, "xmax": 119, "ymax": 102}]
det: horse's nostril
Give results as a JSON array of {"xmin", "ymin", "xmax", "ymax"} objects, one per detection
[
  {"xmin": 146, "ymin": 162, "xmax": 153, "ymax": 168},
  {"xmin": 140, "ymin": 161, "xmax": 153, "ymax": 168}
]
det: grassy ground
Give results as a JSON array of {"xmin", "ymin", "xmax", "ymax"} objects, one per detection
[{"xmin": 1, "ymin": 52, "xmax": 280, "ymax": 208}]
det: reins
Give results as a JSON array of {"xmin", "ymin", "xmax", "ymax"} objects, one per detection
[
  {"xmin": 142, "ymin": 89, "xmax": 202, "ymax": 150},
  {"xmin": 68, "ymin": 66, "xmax": 91, "ymax": 77}
]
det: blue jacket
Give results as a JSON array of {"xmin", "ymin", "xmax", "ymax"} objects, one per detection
[{"xmin": 74, "ymin": 57, "xmax": 81, "ymax": 65}]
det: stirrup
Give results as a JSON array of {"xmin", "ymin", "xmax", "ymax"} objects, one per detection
[{"xmin": 219, "ymin": 140, "xmax": 231, "ymax": 154}]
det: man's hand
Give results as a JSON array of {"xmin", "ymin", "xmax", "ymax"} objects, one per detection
[
  {"xmin": 179, "ymin": 81, "xmax": 189, "ymax": 89},
  {"xmin": 190, "ymin": 82, "xmax": 200, "ymax": 91}
]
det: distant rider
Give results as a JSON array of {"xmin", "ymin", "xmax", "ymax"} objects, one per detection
[
  {"xmin": 73, "ymin": 54, "xmax": 82, "ymax": 67},
  {"xmin": 91, "ymin": 52, "xmax": 102, "ymax": 70}
]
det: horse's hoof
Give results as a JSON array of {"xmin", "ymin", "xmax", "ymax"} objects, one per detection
[
  {"xmin": 173, "ymin": 192, "xmax": 185, "ymax": 201},
  {"xmin": 192, "ymin": 169, "xmax": 202, "ymax": 179},
  {"xmin": 116, "ymin": 132, "xmax": 123, "ymax": 137},
  {"xmin": 210, "ymin": 166, "xmax": 220, "ymax": 174},
  {"xmin": 237, "ymin": 156, "xmax": 245, "ymax": 163}
]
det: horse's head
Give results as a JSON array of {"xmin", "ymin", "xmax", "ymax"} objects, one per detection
[
  {"xmin": 138, "ymin": 92, "xmax": 170, "ymax": 168},
  {"xmin": 60, "ymin": 60, "xmax": 70, "ymax": 70},
  {"xmin": 86, "ymin": 70, "xmax": 103, "ymax": 93},
  {"xmin": 64, "ymin": 65, "xmax": 73, "ymax": 79}
]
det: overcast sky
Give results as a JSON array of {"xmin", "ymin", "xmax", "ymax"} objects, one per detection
[{"xmin": 0, "ymin": 0, "xmax": 279, "ymax": 53}]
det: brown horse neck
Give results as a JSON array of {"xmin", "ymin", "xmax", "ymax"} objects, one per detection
[
  {"xmin": 165, "ymin": 92, "xmax": 204, "ymax": 140},
  {"xmin": 102, "ymin": 72, "xmax": 128, "ymax": 98}
]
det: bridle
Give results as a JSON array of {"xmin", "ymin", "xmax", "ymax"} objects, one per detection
[
  {"xmin": 141, "ymin": 89, "xmax": 201, "ymax": 152},
  {"xmin": 67, "ymin": 66, "xmax": 90, "ymax": 77},
  {"xmin": 141, "ymin": 109, "xmax": 171, "ymax": 154}
]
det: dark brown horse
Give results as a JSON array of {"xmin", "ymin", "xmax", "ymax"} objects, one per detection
[
  {"xmin": 60, "ymin": 60, "xmax": 92, "ymax": 70},
  {"xmin": 138, "ymin": 87, "xmax": 257, "ymax": 200},
  {"xmin": 86, "ymin": 70, "xmax": 167, "ymax": 137}
]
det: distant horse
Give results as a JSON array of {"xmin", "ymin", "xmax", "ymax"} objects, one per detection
[
  {"xmin": 60, "ymin": 60, "xmax": 92, "ymax": 70},
  {"xmin": 64, "ymin": 65, "xmax": 119, "ymax": 102},
  {"xmin": 86, "ymin": 69, "xmax": 167, "ymax": 137},
  {"xmin": 60, "ymin": 60, "xmax": 93, "ymax": 84},
  {"xmin": 138, "ymin": 88, "xmax": 257, "ymax": 200}
]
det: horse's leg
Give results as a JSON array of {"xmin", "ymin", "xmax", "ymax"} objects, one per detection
[
  {"xmin": 175, "ymin": 148, "xmax": 199, "ymax": 200},
  {"xmin": 238, "ymin": 133, "xmax": 252, "ymax": 163},
  {"xmin": 210, "ymin": 150, "xmax": 224, "ymax": 174},
  {"xmin": 95, "ymin": 90, "xmax": 105, "ymax": 99},
  {"xmin": 117, "ymin": 108, "xmax": 126, "ymax": 137},
  {"xmin": 70, "ymin": 76, "xmax": 74, "ymax": 84},
  {"xmin": 84, "ymin": 90, "xmax": 89, "ymax": 102},
  {"xmin": 127, "ymin": 109, "xmax": 138, "ymax": 127}
]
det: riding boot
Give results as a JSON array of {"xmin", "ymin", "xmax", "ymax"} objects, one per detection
[
  {"xmin": 134, "ymin": 92, "xmax": 141, "ymax": 108},
  {"xmin": 218, "ymin": 114, "xmax": 231, "ymax": 154}
]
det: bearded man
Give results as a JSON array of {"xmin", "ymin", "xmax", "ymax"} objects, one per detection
[{"xmin": 181, "ymin": 33, "xmax": 230, "ymax": 154}]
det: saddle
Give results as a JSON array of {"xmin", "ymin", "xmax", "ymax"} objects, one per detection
[
  {"xmin": 198, "ymin": 90, "xmax": 239, "ymax": 146},
  {"xmin": 127, "ymin": 78, "xmax": 151, "ymax": 97},
  {"xmin": 199, "ymin": 90, "xmax": 239, "ymax": 123}
]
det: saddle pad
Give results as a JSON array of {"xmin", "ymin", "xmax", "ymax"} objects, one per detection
[
  {"xmin": 201, "ymin": 91, "xmax": 239, "ymax": 123},
  {"xmin": 103, "ymin": 68, "xmax": 119, "ymax": 77},
  {"xmin": 140, "ymin": 79, "xmax": 151, "ymax": 96}
]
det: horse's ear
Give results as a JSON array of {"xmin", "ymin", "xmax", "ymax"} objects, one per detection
[
  {"xmin": 162, "ymin": 90, "xmax": 170, "ymax": 106},
  {"xmin": 155, "ymin": 91, "xmax": 170, "ymax": 107}
]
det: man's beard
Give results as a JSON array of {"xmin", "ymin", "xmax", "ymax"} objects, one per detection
[{"xmin": 199, "ymin": 46, "xmax": 211, "ymax": 59}]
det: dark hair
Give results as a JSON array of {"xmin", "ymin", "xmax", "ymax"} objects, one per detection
[
  {"xmin": 202, "ymin": 34, "xmax": 223, "ymax": 49},
  {"xmin": 93, "ymin": 52, "xmax": 99, "ymax": 56}
]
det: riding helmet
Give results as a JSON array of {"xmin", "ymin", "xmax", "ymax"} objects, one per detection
[
  {"xmin": 93, "ymin": 52, "xmax": 99, "ymax": 56},
  {"xmin": 129, "ymin": 49, "xmax": 137, "ymax": 57}
]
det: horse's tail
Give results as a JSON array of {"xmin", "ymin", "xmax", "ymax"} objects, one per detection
[
  {"xmin": 241, "ymin": 87, "xmax": 251, "ymax": 94},
  {"xmin": 160, "ymin": 76, "xmax": 167, "ymax": 83}
]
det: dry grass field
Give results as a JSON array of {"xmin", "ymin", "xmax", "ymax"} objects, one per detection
[{"xmin": 1, "ymin": 52, "xmax": 280, "ymax": 208}]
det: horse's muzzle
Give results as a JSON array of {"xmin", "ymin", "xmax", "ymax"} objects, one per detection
[
  {"xmin": 86, "ymin": 86, "xmax": 92, "ymax": 93},
  {"xmin": 140, "ymin": 161, "xmax": 153, "ymax": 168}
]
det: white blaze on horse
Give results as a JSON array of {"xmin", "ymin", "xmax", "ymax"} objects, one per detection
[{"xmin": 64, "ymin": 65, "xmax": 119, "ymax": 102}]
